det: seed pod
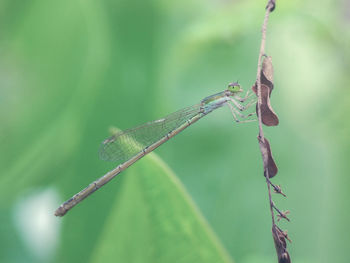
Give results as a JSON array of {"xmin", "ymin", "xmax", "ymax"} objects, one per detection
[
  {"xmin": 252, "ymin": 56, "xmax": 279, "ymax": 126},
  {"xmin": 252, "ymin": 83, "xmax": 279, "ymax": 126},
  {"xmin": 261, "ymin": 55, "xmax": 274, "ymax": 91},
  {"xmin": 272, "ymin": 225, "xmax": 291, "ymax": 263},
  {"xmin": 258, "ymin": 136, "xmax": 278, "ymax": 178}
]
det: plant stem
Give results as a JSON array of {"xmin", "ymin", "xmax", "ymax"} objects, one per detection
[{"xmin": 255, "ymin": 0, "xmax": 275, "ymax": 226}]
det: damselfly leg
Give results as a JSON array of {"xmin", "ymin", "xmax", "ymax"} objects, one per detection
[
  {"xmin": 226, "ymin": 91, "xmax": 257, "ymax": 123},
  {"xmin": 235, "ymin": 90, "xmax": 255, "ymax": 102}
]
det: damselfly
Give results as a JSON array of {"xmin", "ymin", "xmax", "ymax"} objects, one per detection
[{"xmin": 55, "ymin": 82, "xmax": 254, "ymax": 216}]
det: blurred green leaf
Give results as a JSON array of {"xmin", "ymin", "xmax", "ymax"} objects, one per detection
[{"xmin": 89, "ymin": 153, "xmax": 233, "ymax": 263}]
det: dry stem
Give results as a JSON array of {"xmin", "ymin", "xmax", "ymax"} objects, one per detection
[
  {"xmin": 254, "ymin": 1, "xmax": 291, "ymax": 262},
  {"xmin": 256, "ymin": 0, "xmax": 275, "ymax": 225}
]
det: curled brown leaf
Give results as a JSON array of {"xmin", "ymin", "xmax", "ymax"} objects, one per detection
[
  {"xmin": 253, "ymin": 84, "xmax": 279, "ymax": 126},
  {"xmin": 253, "ymin": 56, "xmax": 279, "ymax": 126},
  {"xmin": 262, "ymin": 55, "xmax": 274, "ymax": 87},
  {"xmin": 258, "ymin": 136, "xmax": 278, "ymax": 178}
]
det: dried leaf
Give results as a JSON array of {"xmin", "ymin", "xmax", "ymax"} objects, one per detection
[
  {"xmin": 272, "ymin": 225, "xmax": 291, "ymax": 263},
  {"xmin": 252, "ymin": 56, "xmax": 279, "ymax": 126},
  {"xmin": 258, "ymin": 137, "xmax": 278, "ymax": 178},
  {"xmin": 253, "ymin": 84, "xmax": 279, "ymax": 126},
  {"xmin": 261, "ymin": 55, "xmax": 274, "ymax": 90}
]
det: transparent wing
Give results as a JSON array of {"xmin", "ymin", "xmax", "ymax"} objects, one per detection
[{"xmin": 99, "ymin": 104, "xmax": 202, "ymax": 162}]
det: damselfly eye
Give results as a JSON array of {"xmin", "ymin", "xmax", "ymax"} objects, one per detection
[{"xmin": 227, "ymin": 82, "xmax": 241, "ymax": 92}]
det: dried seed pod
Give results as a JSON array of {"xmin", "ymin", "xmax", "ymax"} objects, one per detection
[
  {"xmin": 252, "ymin": 56, "xmax": 279, "ymax": 126},
  {"xmin": 253, "ymin": 84, "xmax": 279, "ymax": 126},
  {"xmin": 261, "ymin": 55, "xmax": 274, "ymax": 91},
  {"xmin": 258, "ymin": 136, "xmax": 278, "ymax": 178},
  {"xmin": 272, "ymin": 225, "xmax": 291, "ymax": 263},
  {"xmin": 261, "ymin": 56, "xmax": 273, "ymax": 86}
]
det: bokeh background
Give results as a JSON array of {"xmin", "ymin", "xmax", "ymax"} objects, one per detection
[{"xmin": 1, "ymin": 0, "xmax": 349, "ymax": 262}]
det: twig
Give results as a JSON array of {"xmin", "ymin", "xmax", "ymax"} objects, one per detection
[
  {"xmin": 272, "ymin": 202, "xmax": 290, "ymax": 222},
  {"xmin": 266, "ymin": 177, "xmax": 286, "ymax": 197},
  {"xmin": 256, "ymin": 0, "xmax": 275, "ymax": 225},
  {"xmin": 254, "ymin": 1, "xmax": 291, "ymax": 262}
]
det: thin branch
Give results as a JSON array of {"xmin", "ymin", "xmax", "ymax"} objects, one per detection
[
  {"xmin": 266, "ymin": 177, "xmax": 287, "ymax": 197},
  {"xmin": 266, "ymin": 170, "xmax": 275, "ymax": 224},
  {"xmin": 272, "ymin": 202, "xmax": 290, "ymax": 222},
  {"xmin": 254, "ymin": 1, "xmax": 292, "ymax": 262},
  {"xmin": 256, "ymin": 0, "xmax": 275, "ymax": 225},
  {"xmin": 256, "ymin": 6, "xmax": 273, "ymax": 141}
]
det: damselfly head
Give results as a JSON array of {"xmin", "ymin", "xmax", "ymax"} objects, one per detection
[{"xmin": 227, "ymin": 82, "xmax": 242, "ymax": 93}]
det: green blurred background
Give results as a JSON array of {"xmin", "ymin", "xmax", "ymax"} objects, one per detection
[{"xmin": 1, "ymin": 0, "xmax": 349, "ymax": 262}]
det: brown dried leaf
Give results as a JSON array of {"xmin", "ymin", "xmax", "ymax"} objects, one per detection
[
  {"xmin": 261, "ymin": 55, "xmax": 274, "ymax": 91},
  {"xmin": 253, "ymin": 84, "xmax": 279, "ymax": 126},
  {"xmin": 253, "ymin": 55, "xmax": 279, "ymax": 126},
  {"xmin": 272, "ymin": 225, "xmax": 291, "ymax": 263},
  {"xmin": 258, "ymin": 137, "xmax": 278, "ymax": 178}
]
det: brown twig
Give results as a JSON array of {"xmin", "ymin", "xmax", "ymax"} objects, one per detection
[
  {"xmin": 256, "ymin": 0, "xmax": 276, "ymax": 225},
  {"xmin": 255, "ymin": 1, "xmax": 292, "ymax": 262},
  {"xmin": 266, "ymin": 177, "xmax": 286, "ymax": 197},
  {"xmin": 272, "ymin": 202, "xmax": 290, "ymax": 222}
]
